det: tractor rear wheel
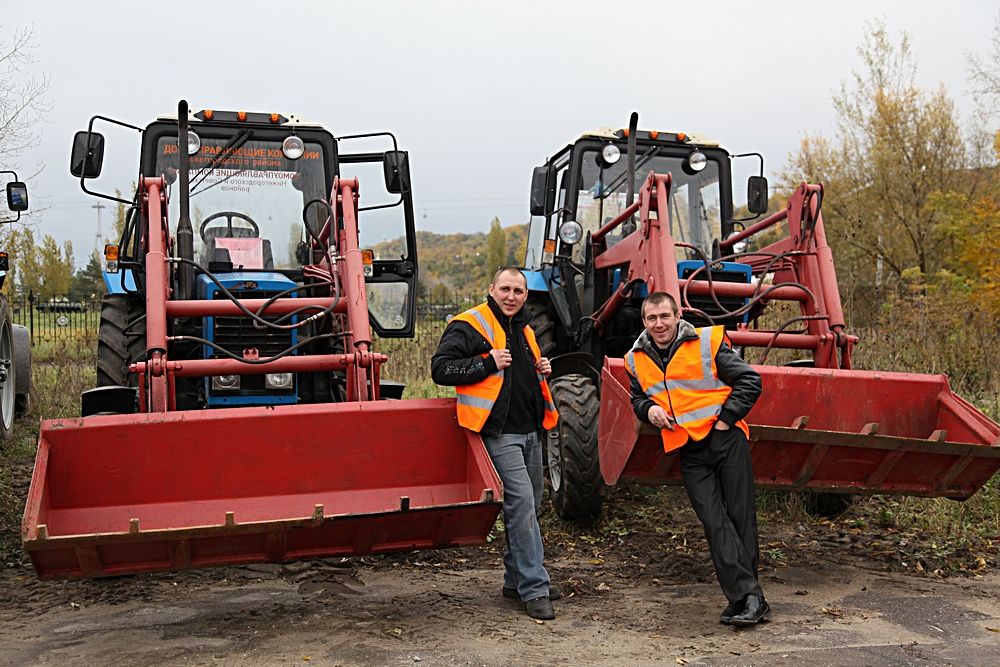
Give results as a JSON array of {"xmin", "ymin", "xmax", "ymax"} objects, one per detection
[
  {"xmin": 97, "ymin": 294, "xmax": 147, "ymax": 388},
  {"xmin": 546, "ymin": 373, "xmax": 603, "ymax": 522},
  {"xmin": 0, "ymin": 306, "xmax": 15, "ymax": 441},
  {"xmin": 524, "ymin": 298, "xmax": 556, "ymax": 357}
]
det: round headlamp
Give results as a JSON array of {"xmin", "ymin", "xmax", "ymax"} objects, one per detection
[
  {"xmin": 600, "ymin": 144, "xmax": 621, "ymax": 166},
  {"xmin": 558, "ymin": 220, "xmax": 583, "ymax": 245},
  {"xmin": 186, "ymin": 131, "xmax": 201, "ymax": 156},
  {"xmin": 282, "ymin": 135, "xmax": 305, "ymax": 160},
  {"xmin": 683, "ymin": 151, "xmax": 708, "ymax": 174},
  {"xmin": 265, "ymin": 372, "xmax": 294, "ymax": 389}
]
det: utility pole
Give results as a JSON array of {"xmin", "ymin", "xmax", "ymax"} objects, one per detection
[{"xmin": 92, "ymin": 202, "xmax": 106, "ymax": 253}]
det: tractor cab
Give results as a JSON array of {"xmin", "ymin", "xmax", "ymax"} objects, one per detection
[
  {"xmin": 71, "ymin": 107, "xmax": 419, "ymax": 409},
  {"xmin": 525, "ymin": 126, "xmax": 768, "ymax": 367}
]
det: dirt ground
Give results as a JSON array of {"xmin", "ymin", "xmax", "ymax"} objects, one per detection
[{"xmin": 3, "ymin": 465, "xmax": 999, "ymax": 666}]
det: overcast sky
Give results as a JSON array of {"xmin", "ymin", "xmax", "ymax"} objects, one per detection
[{"xmin": 2, "ymin": 0, "xmax": 997, "ymax": 267}]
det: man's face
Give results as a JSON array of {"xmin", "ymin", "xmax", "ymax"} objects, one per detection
[
  {"xmin": 643, "ymin": 299, "xmax": 680, "ymax": 347},
  {"xmin": 488, "ymin": 271, "xmax": 528, "ymax": 318}
]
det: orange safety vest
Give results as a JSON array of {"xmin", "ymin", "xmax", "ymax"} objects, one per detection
[
  {"xmin": 625, "ymin": 325, "xmax": 750, "ymax": 453},
  {"xmin": 451, "ymin": 303, "xmax": 559, "ymax": 433}
]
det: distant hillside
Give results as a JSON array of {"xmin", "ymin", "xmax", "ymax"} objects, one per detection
[{"xmin": 374, "ymin": 224, "xmax": 528, "ymax": 295}]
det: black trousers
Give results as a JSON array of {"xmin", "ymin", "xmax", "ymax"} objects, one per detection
[{"xmin": 679, "ymin": 425, "xmax": 763, "ymax": 604}]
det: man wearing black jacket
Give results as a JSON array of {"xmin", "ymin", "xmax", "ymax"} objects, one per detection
[
  {"xmin": 627, "ymin": 292, "xmax": 770, "ymax": 626},
  {"xmin": 431, "ymin": 267, "xmax": 560, "ymax": 620}
]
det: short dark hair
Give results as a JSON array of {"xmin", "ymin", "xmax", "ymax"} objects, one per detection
[
  {"xmin": 491, "ymin": 266, "xmax": 527, "ymax": 287},
  {"xmin": 641, "ymin": 291, "xmax": 678, "ymax": 318}
]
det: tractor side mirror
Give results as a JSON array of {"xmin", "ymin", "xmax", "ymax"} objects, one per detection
[
  {"xmin": 70, "ymin": 131, "xmax": 106, "ymax": 178},
  {"xmin": 747, "ymin": 175, "xmax": 769, "ymax": 214},
  {"xmin": 529, "ymin": 165, "xmax": 556, "ymax": 216},
  {"xmin": 5, "ymin": 182, "xmax": 28, "ymax": 212},
  {"xmin": 383, "ymin": 150, "xmax": 410, "ymax": 194}
]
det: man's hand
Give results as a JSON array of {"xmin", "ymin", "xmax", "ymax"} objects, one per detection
[
  {"xmin": 535, "ymin": 357, "xmax": 552, "ymax": 377},
  {"xmin": 490, "ymin": 348, "xmax": 513, "ymax": 370},
  {"xmin": 715, "ymin": 421, "xmax": 731, "ymax": 431},
  {"xmin": 648, "ymin": 405, "xmax": 675, "ymax": 430}
]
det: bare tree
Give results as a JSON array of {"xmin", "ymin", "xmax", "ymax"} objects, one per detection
[
  {"xmin": 0, "ymin": 25, "xmax": 51, "ymax": 168},
  {"xmin": 967, "ymin": 11, "xmax": 1000, "ymax": 123}
]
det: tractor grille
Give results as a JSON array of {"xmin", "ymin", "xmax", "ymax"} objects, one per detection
[{"xmin": 212, "ymin": 290, "xmax": 292, "ymax": 360}]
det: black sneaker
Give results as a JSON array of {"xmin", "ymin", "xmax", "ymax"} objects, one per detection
[
  {"xmin": 524, "ymin": 596, "xmax": 555, "ymax": 620},
  {"xmin": 720, "ymin": 598, "xmax": 745, "ymax": 625},
  {"xmin": 503, "ymin": 583, "xmax": 562, "ymax": 601},
  {"xmin": 730, "ymin": 594, "xmax": 772, "ymax": 626}
]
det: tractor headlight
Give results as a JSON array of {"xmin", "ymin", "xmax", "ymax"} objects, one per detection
[
  {"xmin": 211, "ymin": 374, "xmax": 240, "ymax": 391},
  {"xmin": 600, "ymin": 143, "xmax": 621, "ymax": 165},
  {"xmin": 683, "ymin": 151, "xmax": 707, "ymax": 174},
  {"xmin": 187, "ymin": 131, "xmax": 202, "ymax": 156},
  {"xmin": 282, "ymin": 135, "xmax": 305, "ymax": 160},
  {"xmin": 265, "ymin": 372, "xmax": 294, "ymax": 390},
  {"xmin": 558, "ymin": 220, "xmax": 583, "ymax": 245}
]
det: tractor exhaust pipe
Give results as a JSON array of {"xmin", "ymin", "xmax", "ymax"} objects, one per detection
[
  {"xmin": 622, "ymin": 111, "xmax": 639, "ymax": 236},
  {"xmin": 176, "ymin": 99, "xmax": 195, "ymax": 300}
]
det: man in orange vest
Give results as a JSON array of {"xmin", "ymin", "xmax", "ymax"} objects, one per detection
[
  {"xmin": 626, "ymin": 292, "xmax": 770, "ymax": 625},
  {"xmin": 431, "ymin": 267, "xmax": 560, "ymax": 620}
]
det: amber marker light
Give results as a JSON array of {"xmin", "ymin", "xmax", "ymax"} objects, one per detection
[
  {"xmin": 104, "ymin": 244, "xmax": 119, "ymax": 261},
  {"xmin": 270, "ymin": 113, "xmax": 280, "ymax": 123},
  {"xmin": 676, "ymin": 132, "xmax": 688, "ymax": 142},
  {"xmin": 361, "ymin": 249, "xmax": 375, "ymax": 276},
  {"xmin": 237, "ymin": 111, "xmax": 247, "ymax": 121},
  {"xmin": 203, "ymin": 109, "xmax": 214, "ymax": 120},
  {"xmin": 649, "ymin": 130, "xmax": 659, "ymax": 139}
]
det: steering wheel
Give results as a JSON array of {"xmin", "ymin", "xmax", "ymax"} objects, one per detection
[{"xmin": 199, "ymin": 211, "xmax": 260, "ymax": 242}]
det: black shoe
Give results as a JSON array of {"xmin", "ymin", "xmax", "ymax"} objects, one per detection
[
  {"xmin": 524, "ymin": 596, "xmax": 555, "ymax": 620},
  {"xmin": 730, "ymin": 594, "xmax": 771, "ymax": 626},
  {"xmin": 503, "ymin": 583, "xmax": 561, "ymax": 601},
  {"xmin": 720, "ymin": 598, "xmax": 745, "ymax": 625}
]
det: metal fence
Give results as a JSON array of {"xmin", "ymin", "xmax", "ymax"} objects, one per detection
[{"xmin": 7, "ymin": 293, "xmax": 102, "ymax": 345}]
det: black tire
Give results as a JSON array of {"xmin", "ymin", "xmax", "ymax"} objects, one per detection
[
  {"xmin": 547, "ymin": 373, "xmax": 604, "ymax": 522},
  {"xmin": 97, "ymin": 294, "xmax": 147, "ymax": 388},
  {"xmin": 523, "ymin": 298, "xmax": 556, "ymax": 357},
  {"xmin": 0, "ymin": 306, "xmax": 15, "ymax": 441},
  {"xmin": 12, "ymin": 324, "xmax": 32, "ymax": 417}
]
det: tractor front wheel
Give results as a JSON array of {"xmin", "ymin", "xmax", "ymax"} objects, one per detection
[{"xmin": 546, "ymin": 373, "xmax": 603, "ymax": 522}]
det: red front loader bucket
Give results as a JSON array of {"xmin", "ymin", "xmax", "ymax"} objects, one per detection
[
  {"xmin": 22, "ymin": 399, "xmax": 502, "ymax": 579},
  {"xmin": 598, "ymin": 359, "xmax": 1000, "ymax": 497}
]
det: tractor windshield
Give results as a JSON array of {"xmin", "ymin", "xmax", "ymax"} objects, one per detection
[
  {"xmin": 155, "ymin": 134, "xmax": 330, "ymax": 271},
  {"xmin": 574, "ymin": 147, "xmax": 722, "ymax": 263}
]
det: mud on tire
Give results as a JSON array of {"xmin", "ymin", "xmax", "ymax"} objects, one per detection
[{"xmin": 547, "ymin": 373, "xmax": 604, "ymax": 522}]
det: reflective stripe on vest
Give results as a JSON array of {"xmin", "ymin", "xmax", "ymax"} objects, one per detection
[
  {"xmin": 625, "ymin": 326, "xmax": 750, "ymax": 452},
  {"xmin": 452, "ymin": 303, "xmax": 559, "ymax": 432}
]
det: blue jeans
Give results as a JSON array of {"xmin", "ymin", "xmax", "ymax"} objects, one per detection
[{"xmin": 483, "ymin": 432, "xmax": 550, "ymax": 601}]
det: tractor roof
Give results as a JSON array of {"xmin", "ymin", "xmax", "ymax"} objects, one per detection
[
  {"xmin": 579, "ymin": 126, "xmax": 720, "ymax": 148},
  {"xmin": 156, "ymin": 109, "xmax": 325, "ymax": 129}
]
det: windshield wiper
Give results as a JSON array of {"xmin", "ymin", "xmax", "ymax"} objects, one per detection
[
  {"xmin": 189, "ymin": 129, "xmax": 254, "ymax": 194},
  {"xmin": 190, "ymin": 167, "xmax": 250, "ymax": 198}
]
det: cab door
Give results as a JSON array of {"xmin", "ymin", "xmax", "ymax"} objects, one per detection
[{"xmin": 338, "ymin": 139, "xmax": 417, "ymax": 338}]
